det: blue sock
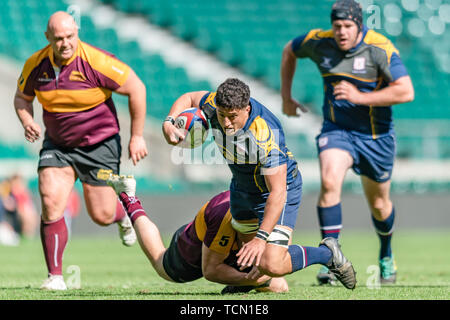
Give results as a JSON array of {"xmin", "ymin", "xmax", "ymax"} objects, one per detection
[
  {"xmin": 288, "ymin": 244, "xmax": 332, "ymax": 273},
  {"xmin": 371, "ymin": 207, "xmax": 395, "ymax": 259},
  {"xmin": 317, "ymin": 203, "xmax": 342, "ymax": 239}
]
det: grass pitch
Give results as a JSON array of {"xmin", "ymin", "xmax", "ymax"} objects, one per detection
[{"xmin": 0, "ymin": 230, "xmax": 448, "ymax": 300}]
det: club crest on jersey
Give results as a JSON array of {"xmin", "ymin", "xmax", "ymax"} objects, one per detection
[
  {"xmin": 352, "ymin": 57, "xmax": 366, "ymax": 74},
  {"xmin": 38, "ymin": 72, "xmax": 53, "ymax": 82},
  {"xmin": 320, "ymin": 57, "xmax": 333, "ymax": 69},
  {"xmin": 69, "ymin": 70, "xmax": 87, "ymax": 82}
]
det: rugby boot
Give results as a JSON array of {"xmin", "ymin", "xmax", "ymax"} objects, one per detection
[
  {"xmin": 107, "ymin": 174, "xmax": 137, "ymax": 246},
  {"xmin": 316, "ymin": 265, "xmax": 337, "ymax": 286},
  {"xmin": 379, "ymin": 255, "xmax": 397, "ymax": 285},
  {"xmin": 40, "ymin": 274, "xmax": 67, "ymax": 291},
  {"xmin": 107, "ymin": 174, "xmax": 136, "ymax": 197},
  {"xmin": 320, "ymin": 237, "xmax": 357, "ymax": 289}
]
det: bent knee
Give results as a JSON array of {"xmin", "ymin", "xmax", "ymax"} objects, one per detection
[
  {"xmin": 370, "ymin": 198, "xmax": 392, "ymax": 220},
  {"xmin": 321, "ymin": 174, "xmax": 340, "ymax": 192},
  {"xmin": 258, "ymin": 260, "xmax": 286, "ymax": 278},
  {"xmin": 319, "ymin": 176, "xmax": 342, "ymax": 205},
  {"xmin": 40, "ymin": 193, "xmax": 66, "ymax": 221},
  {"xmin": 370, "ymin": 196, "xmax": 389, "ymax": 210},
  {"xmin": 259, "ymin": 251, "xmax": 290, "ymax": 277},
  {"xmin": 89, "ymin": 211, "xmax": 115, "ymax": 226}
]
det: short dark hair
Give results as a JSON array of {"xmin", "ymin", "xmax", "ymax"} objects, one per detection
[{"xmin": 215, "ymin": 78, "xmax": 250, "ymax": 110}]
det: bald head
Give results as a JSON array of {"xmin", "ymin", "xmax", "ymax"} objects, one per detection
[
  {"xmin": 46, "ymin": 11, "xmax": 78, "ymax": 34},
  {"xmin": 45, "ymin": 11, "xmax": 79, "ymax": 65}
]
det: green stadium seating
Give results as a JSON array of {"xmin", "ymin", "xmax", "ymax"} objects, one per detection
[
  {"xmin": 96, "ymin": 0, "xmax": 449, "ymax": 160},
  {"xmin": 0, "ymin": 0, "xmax": 448, "ymax": 174},
  {"xmin": 0, "ymin": 142, "xmax": 35, "ymax": 159},
  {"xmin": 102, "ymin": 0, "xmax": 448, "ymax": 114}
]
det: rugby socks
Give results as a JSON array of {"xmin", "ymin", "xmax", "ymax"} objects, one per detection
[
  {"xmin": 113, "ymin": 199, "xmax": 127, "ymax": 223},
  {"xmin": 317, "ymin": 203, "xmax": 342, "ymax": 239},
  {"xmin": 288, "ymin": 244, "xmax": 332, "ymax": 273},
  {"xmin": 372, "ymin": 207, "xmax": 395, "ymax": 259},
  {"xmin": 118, "ymin": 193, "xmax": 146, "ymax": 225},
  {"xmin": 40, "ymin": 216, "xmax": 68, "ymax": 276}
]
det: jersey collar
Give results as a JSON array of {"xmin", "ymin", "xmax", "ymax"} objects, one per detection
[
  {"xmin": 348, "ymin": 25, "xmax": 369, "ymax": 53},
  {"xmin": 242, "ymin": 99, "xmax": 257, "ymax": 132}
]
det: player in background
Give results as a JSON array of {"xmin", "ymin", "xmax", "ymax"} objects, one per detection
[
  {"xmin": 107, "ymin": 174, "xmax": 288, "ymax": 294},
  {"xmin": 1, "ymin": 174, "xmax": 39, "ymax": 238},
  {"xmin": 13, "ymin": 11, "xmax": 148, "ymax": 290},
  {"xmin": 280, "ymin": 0, "xmax": 414, "ymax": 284},
  {"xmin": 0, "ymin": 174, "xmax": 39, "ymax": 245},
  {"xmin": 162, "ymin": 78, "xmax": 356, "ymax": 290}
]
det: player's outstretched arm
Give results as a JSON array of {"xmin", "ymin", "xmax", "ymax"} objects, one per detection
[
  {"xmin": 132, "ymin": 215, "xmax": 174, "ymax": 282},
  {"xmin": 115, "ymin": 69, "xmax": 148, "ymax": 165},
  {"xmin": 13, "ymin": 88, "xmax": 41, "ymax": 143},
  {"xmin": 162, "ymin": 91, "xmax": 208, "ymax": 145},
  {"xmin": 280, "ymin": 41, "xmax": 308, "ymax": 117}
]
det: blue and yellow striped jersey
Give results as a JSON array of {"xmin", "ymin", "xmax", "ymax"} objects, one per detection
[
  {"xmin": 292, "ymin": 26, "xmax": 409, "ymax": 139},
  {"xmin": 200, "ymin": 92, "xmax": 299, "ymax": 194}
]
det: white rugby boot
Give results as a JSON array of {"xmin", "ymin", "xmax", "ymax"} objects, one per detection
[
  {"xmin": 40, "ymin": 274, "xmax": 67, "ymax": 291},
  {"xmin": 107, "ymin": 174, "xmax": 137, "ymax": 247},
  {"xmin": 107, "ymin": 174, "xmax": 136, "ymax": 197}
]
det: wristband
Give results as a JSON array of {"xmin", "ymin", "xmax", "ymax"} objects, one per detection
[
  {"xmin": 164, "ymin": 116, "xmax": 175, "ymax": 125},
  {"xmin": 255, "ymin": 229, "xmax": 270, "ymax": 242}
]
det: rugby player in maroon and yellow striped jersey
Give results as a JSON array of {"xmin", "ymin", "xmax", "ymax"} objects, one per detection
[
  {"xmin": 13, "ymin": 11, "xmax": 148, "ymax": 290},
  {"xmin": 107, "ymin": 174, "xmax": 288, "ymax": 294}
]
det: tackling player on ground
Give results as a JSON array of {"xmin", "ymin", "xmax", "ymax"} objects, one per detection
[
  {"xmin": 163, "ymin": 78, "xmax": 357, "ymax": 290},
  {"xmin": 281, "ymin": 0, "xmax": 414, "ymax": 284},
  {"xmin": 107, "ymin": 174, "xmax": 287, "ymax": 294}
]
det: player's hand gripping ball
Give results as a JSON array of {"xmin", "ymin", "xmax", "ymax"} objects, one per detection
[{"xmin": 174, "ymin": 108, "xmax": 209, "ymax": 149}]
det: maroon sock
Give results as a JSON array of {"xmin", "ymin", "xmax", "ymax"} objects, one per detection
[
  {"xmin": 113, "ymin": 199, "xmax": 127, "ymax": 223},
  {"xmin": 118, "ymin": 193, "xmax": 146, "ymax": 224},
  {"xmin": 40, "ymin": 216, "xmax": 68, "ymax": 276}
]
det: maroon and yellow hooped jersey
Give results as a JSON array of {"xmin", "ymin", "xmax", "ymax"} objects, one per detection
[
  {"xmin": 18, "ymin": 40, "xmax": 131, "ymax": 147},
  {"xmin": 177, "ymin": 190, "xmax": 238, "ymax": 268}
]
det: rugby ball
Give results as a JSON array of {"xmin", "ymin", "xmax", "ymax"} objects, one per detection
[{"xmin": 174, "ymin": 108, "xmax": 209, "ymax": 149}]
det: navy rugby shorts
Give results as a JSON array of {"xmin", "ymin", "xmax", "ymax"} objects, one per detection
[
  {"xmin": 229, "ymin": 172, "xmax": 302, "ymax": 230},
  {"xmin": 316, "ymin": 128, "xmax": 396, "ymax": 182}
]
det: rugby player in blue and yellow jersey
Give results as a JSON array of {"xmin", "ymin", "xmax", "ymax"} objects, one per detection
[
  {"xmin": 13, "ymin": 12, "xmax": 148, "ymax": 290},
  {"xmin": 163, "ymin": 78, "xmax": 357, "ymax": 290},
  {"xmin": 281, "ymin": 0, "xmax": 414, "ymax": 285}
]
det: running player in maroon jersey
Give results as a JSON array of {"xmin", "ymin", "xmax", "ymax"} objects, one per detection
[{"xmin": 13, "ymin": 11, "xmax": 148, "ymax": 290}]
